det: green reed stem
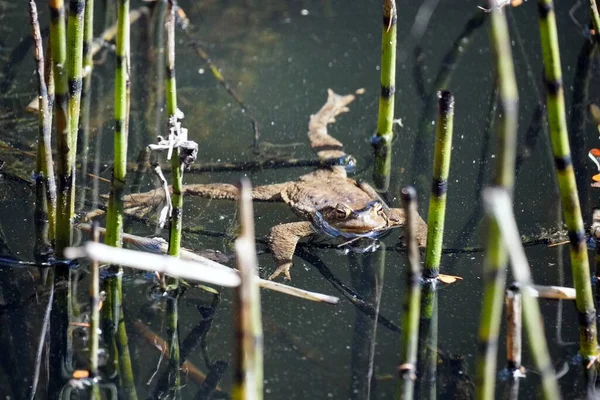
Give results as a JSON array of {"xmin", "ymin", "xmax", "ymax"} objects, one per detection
[
  {"xmin": 49, "ymin": 0, "xmax": 71, "ymax": 257},
  {"xmin": 29, "ymin": 0, "xmax": 57, "ymax": 245},
  {"xmin": 416, "ymin": 282, "xmax": 438, "ymax": 400},
  {"xmin": 537, "ymin": 0, "xmax": 599, "ymax": 359},
  {"xmin": 397, "ymin": 187, "xmax": 422, "ymax": 400},
  {"xmin": 102, "ymin": 1, "xmax": 137, "ymax": 398},
  {"xmin": 78, "ymin": 0, "xmax": 94, "ymax": 216},
  {"xmin": 105, "ymin": 0, "xmax": 130, "ymax": 248},
  {"xmin": 233, "ymin": 178, "xmax": 263, "ymax": 400},
  {"xmin": 67, "ymin": 0, "xmax": 84, "ymax": 154},
  {"xmin": 423, "ymin": 91, "xmax": 454, "ymax": 279},
  {"xmin": 166, "ymin": 0, "xmax": 182, "ymax": 272},
  {"xmin": 165, "ymin": 2, "xmax": 183, "ymax": 392},
  {"xmin": 475, "ymin": 3, "xmax": 519, "ymax": 398},
  {"xmin": 372, "ymin": 0, "xmax": 397, "ymax": 191},
  {"xmin": 483, "ymin": 188, "xmax": 560, "ymax": 400}
]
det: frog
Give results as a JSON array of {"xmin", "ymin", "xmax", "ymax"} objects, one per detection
[{"xmin": 121, "ymin": 89, "xmax": 428, "ymax": 280}]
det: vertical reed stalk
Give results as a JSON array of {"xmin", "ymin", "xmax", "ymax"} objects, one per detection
[
  {"xmin": 483, "ymin": 188, "xmax": 560, "ymax": 399},
  {"xmin": 505, "ymin": 286, "xmax": 522, "ymax": 372},
  {"xmin": 49, "ymin": 0, "xmax": 71, "ymax": 256},
  {"xmin": 423, "ymin": 91, "xmax": 454, "ymax": 279},
  {"xmin": 102, "ymin": 1, "xmax": 137, "ymax": 398},
  {"xmin": 475, "ymin": 2, "xmax": 518, "ymax": 397},
  {"xmin": 165, "ymin": 2, "xmax": 183, "ymax": 393},
  {"xmin": 166, "ymin": 0, "xmax": 181, "ymax": 277},
  {"xmin": 504, "ymin": 285, "xmax": 522, "ymax": 400},
  {"xmin": 416, "ymin": 283, "xmax": 438, "ymax": 400},
  {"xmin": 30, "ymin": 0, "xmax": 57, "ymax": 247},
  {"xmin": 66, "ymin": 0, "xmax": 85, "ymax": 168},
  {"xmin": 537, "ymin": 0, "xmax": 599, "ymax": 359},
  {"xmin": 372, "ymin": 0, "xmax": 397, "ymax": 191},
  {"xmin": 78, "ymin": 0, "xmax": 94, "ymax": 216},
  {"xmin": 397, "ymin": 186, "xmax": 422, "ymax": 400},
  {"xmin": 105, "ymin": 0, "xmax": 130, "ymax": 248},
  {"xmin": 89, "ymin": 223, "xmax": 101, "ymax": 400},
  {"xmin": 233, "ymin": 179, "xmax": 264, "ymax": 400}
]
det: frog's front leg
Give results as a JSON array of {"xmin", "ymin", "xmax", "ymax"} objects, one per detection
[{"xmin": 267, "ymin": 221, "xmax": 315, "ymax": 281}]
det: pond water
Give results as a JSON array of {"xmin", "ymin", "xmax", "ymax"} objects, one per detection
[{"xmin": 0, "ymin": 0, "xmax": 599, "ymax": 398}]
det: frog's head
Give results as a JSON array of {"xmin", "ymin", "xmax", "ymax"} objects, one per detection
[{"xmin": 320, "ymin": 200, "xmax": 394, "ymax": 235}]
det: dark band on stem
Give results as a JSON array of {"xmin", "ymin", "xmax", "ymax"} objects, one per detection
[
  {"xmin": 431, "ymin": 178, "xmax": 448, "ymax": 197},
  {"xmin": 68, "ymin": 78, "xmax": 82, "ymax": 96},
  {"xmin": 49, "ymin": 5, "xmax": 64, "ymax": 21},
  {"xmin": 55, "ymin": 92, "xmax": 68, "ymax": 107},
  {"xmin": 114, "ymin": 119, "xmax": 123, "ymax": 133},
  {"xmin": 380, "ymin": 85, "xmax": 395, "ymax": 99},
  {"xmin": 578, "ymin": 310, "xmax": 596, "ymax": 328},
  {"xmin": 171, "ymin": 206, "xmax": 182, "ymax": 220},
  {"xmin": 537, "ymin": 2, "xmax": 553, "ymax": 19},
  {"xmin": 553, "ymin": 154, "xmax": 572, "ymax": 170},
  {"xmin": 69, "ymin": 0, "xmax": 85, "ymax": 16},
  {"xmin": 477, "ymin": 337, "xmax": 498, "ymax": 355},
  {"xmin": 82, "ymin": 42, "xmax": 90, "ymax": 58},
  {"xmin": 383, "ymin": 14, "xmax": 397, "ymax": 29},
  {"xmin": 58, "ymin": 171, "xmax": 73, "ymax": 192},
  {"xmin": 166, "ymin": 65, "xmax": 175, "ymax": 79},
  {"xmin": 438, "ymin": 90, "xmax": 455, "ymax": 114},
  {"xmin": 568, "ymin": 229, "xmax": 586, "ymax": 247},
  {"xmin": 544, "ymin": 76, "xmax": 562, "ymax": 95},
  {"xmin": 116, "ymin": 55, "xmax": 125, "ymax": 67}
]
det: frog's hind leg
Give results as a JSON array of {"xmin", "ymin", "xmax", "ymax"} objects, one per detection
[
  {"xmin": 308, "ymin": 89, "xmax": 362, "ymax": 161},
  {"xmin": 267, "ymin": 221, "xmax": 315, "ymax": 281},
  {"xmin": 185, "ymin": 182, "xmax": 290, "ymax": 202}
]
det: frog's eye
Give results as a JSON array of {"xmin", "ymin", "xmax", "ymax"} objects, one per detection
[{"xmin": 334, "ymin": 204, "xmax": 352, "ymax": 219}]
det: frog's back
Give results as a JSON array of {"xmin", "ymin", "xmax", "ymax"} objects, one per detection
[{"xmin": 283, "ymin": 170, "xmax": 373, "ymax": 217}]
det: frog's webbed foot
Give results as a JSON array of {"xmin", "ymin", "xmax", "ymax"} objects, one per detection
[
  {"xmin": 267, "ymin": 221, "xmax": 315, "ymax": 281},
  {"xmin": 308, "ymin": 89, "xmax": 363, "ymax": 163}
]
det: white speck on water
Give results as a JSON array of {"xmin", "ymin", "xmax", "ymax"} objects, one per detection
[
  {"xmin": 376, "ymin": 65, "xmax": 380, "ymax": 71},
  {"xmin": 328, "ymin": 62, "xmax": 333, "ymax": 68},
  {"xmin": 198, "ymin": 68, "xmax": 204, "ymax": 74},
  {"xmin": 461, "ymin": 135, "xmax": 464, "ymax": 139},
  {"xmin": 271, "ymin": 121, "xmax": 275, "ymax": 126},
  {"xmin": 219, "ymin": 215, "xmax": 225, "ymax": 220},
  {"xmin": 300, "ymin": 9, "xmax": 309, "ymax": 16},
  {"xmin": 288, "ymin": 57, "xmax": 293, "ymax": 63},
  {"xmin": 491, "ymin": 154, "xmax": 496, "ymax": 158}
]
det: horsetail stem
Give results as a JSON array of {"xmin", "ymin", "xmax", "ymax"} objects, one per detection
[
  {"xmin": 165, "ymin": 1, "xmax": 182, "ymax": 393},
  {"xmin": 423, "ymin": 91, "xmax": 454, "ymax": 279},
  {"xmin": 537, "ymin": 0, "xmax": 599, "ymax": 359},
  {"xmin": 397, "ymin": 186, "xmax": 422, "ymax": 400},
  {"xmin": 476, "ymin": 2, "xmax": 518, "ymax": 398},
  {"xmin": 30, "ymin": 0, "xmax": 57, "ymax": 244},
  {"xmin": 372, "ymin": 0, "xmax": 397, "ymax": 191},
  {"xmin": 49, "ymin": 0, "xmax": 71, "ymax": 256}
]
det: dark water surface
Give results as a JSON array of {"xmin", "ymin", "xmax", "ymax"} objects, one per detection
[{"xmin": 1, "ymin": 0, "xmax": 599, "ymax": 398}]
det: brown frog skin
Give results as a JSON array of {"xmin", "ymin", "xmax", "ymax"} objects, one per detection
[{"xmin": 121, "ymin": 89, "xmax": 428, "ymax": 280}]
